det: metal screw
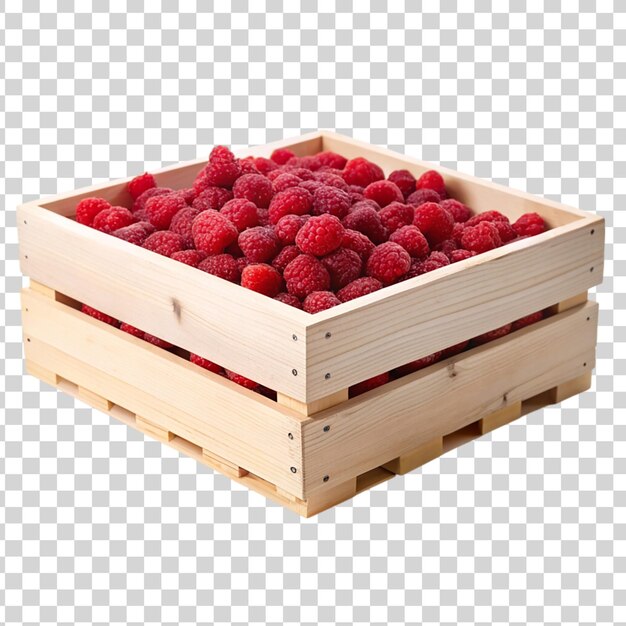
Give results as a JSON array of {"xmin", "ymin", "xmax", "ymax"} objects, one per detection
[
  {"xmin": 288, "ymin": 433, "xmax": 294, "ymax": 440},
  {"xmin": 26, "ymin": 338, "xmax": 31, "ymax": 342},
  {"xmin": 586, "ymin": 316, "xmax": 590, "ymax": 321},
  {"xmin": 590, "ymin": 267, "xmax": 594, "ymax": 272},
  {"xmin": 325, "ymin": 332, "xmax": 332, "ymax": 339},
  {"xmin": 583, "ymin": 362, "xmax": 587, "ymax": 367},
  {"xmin": 323, "ymin": 425, "xmax": 330, "ymax": 432},
  {"xmin": 23, "ymin": 220, "xmax": 27, "ymax": 225},
  {"xmin": 324, "ymin": 373, "xmax": 331, "ymax": 380},
  {"xmin": 323, "ymin": 475, "xmax": 329, "ymax": 482},
  {"xmin": 591, "ymin": 229, "xmax": 595, "ymax": 235},
  {"xmin": 24, "ymin": 255, "xmax": 28, "ymax": 259},
  {"xmin": 292, "ymin": 369, "xmax": 298, "ymax": 376},
  {"xmin": 290, "ymin": 466, "xmax": 297, "ymax": 473},
  {"xmin": 292, "ymin": 334, "xmax": 298, "ymax": 341}
]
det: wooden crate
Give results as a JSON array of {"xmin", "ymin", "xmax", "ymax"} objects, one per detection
[{"xmin": 19, "ymin": 131, "xmax": 604, "ymax": 516}]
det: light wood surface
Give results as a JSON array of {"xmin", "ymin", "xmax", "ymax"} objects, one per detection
[
  {"xmin": 479, "ymin": 401, "xmax": 523, "ymax": 435},
  {"xmin": 382, "ymin": 437, "xmax": 443, "ymax": 475}
]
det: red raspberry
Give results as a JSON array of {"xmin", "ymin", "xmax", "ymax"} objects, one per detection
[
  {"xmin": 441, "ymin": 340, "xmax": 470, "ymax": 359},
  {"xmin": 283, "ymin": 254, "xmax": 330, "ymax": 298},
  {"xmin": 143, "ymin": 333, "xmax": 173, "ymax": 349},
  {"xmin": 387, "ymin": 169, "xmax": 416, "ymax": 199},
  {"xmin": 342, "ymin": 157, "xmax": 384, "ymax": 187},
  {"xmin": 416, "ymin": 170, "xmax": 446, "ymax": 197},
  {"xmin": 321, "ymin": 247, "xmax": 362, "ymax": 290},
  {"xmin": 313, "ymin": 172, "xmax": 350, "ymax": 192},
  {"xmin": 192, "ymin": 210, "xmax": 238, "ymax": 254},
  {"xmin": 179, "ymin": 187, "xmax": 197, "ymax": 204},
  {"xmin": 257, "ymin": 208, "xmax": 270, "ymax": 226},
  {"xmin": 233, "ymin": 173, "xmax": 273, "ymax": 208},
  {"xmin": 76, "ymin": 197, "xmax": 111, "ymax": 226},
  {"xmin": 220, "ymin": 198, "xmax": 259, "ymax": 232},
  {"xmin": 190, "ymin": 353, "xmax": 222, "ymax": 374},
  {"xmin": 465, "ymin": 210, "xmax": 509, "ymax": 227},
  {"xmin": 145, "ymin": 192, "xmax": 187, "ymax": 230},
  {"xmin": 268, "ymin": 187, "xmax": 313, "ymax": 224},
  {"xmin": 440, "ymin": 199, "xmax": 472, "ymax": 223},
  {"xmin": 238, "ymin": 226, "xmax": 280, "ymax": 263},
  {"xmin": 473, "ymin": 323, "xmax": 512, "ymax": 345},
  {"xmin": 413, "ymin": 202, "xmax": 454, "ymax": 245},
  {"xmin": 351, "ymin": 198, "xmax": 381, "ymax": 211},
  {"xmin": 296, "ymin": 214, "xmax": 345, "ymax": 256},
  {"xmin": 127, "ymin": 172, "xmax": 156, "ymax": 199},
  {"xmin": 349, "ymin": 191, "xmax": 365, "ymax": 204},
  {"xmin": 389, "ymin": 225, "xmax": 430, "ymax": 259},
  {"xmin": 434, "ymin": 238, "xmax": 458, "ymax": 257},
  {"xmin": 349, "ymin": 184, "xmax": 365, "ymax": 195},
  {"xmin": 194, "ymin": 158, "xmax": 241, "ymax": 191},
  {"xmin": 349, "ymin": 372, "xmax": 390, "ymax": 397},
  {"xmin": 191, "ymin": 186, "xmax": 233, "ymax": 212},
  {"xmin": 406, "ymin": 188, "xmax": 441, "ymax": 207},
  {"xmin": 225, "ymin": 370, "xmax": 260, "ymax": 391},
  {"xmin": 342, "ymin": 206, "xmax": 387, "ymax": 244},
  {"xmin": 272, "ymin": 245, "xmax": 300, "ymax": 273},
  {"xmin": 394, "ymin": 351, "xmax": 442, "ymax": 377},
  {"xmin": 132, "ymin": 186, "xmax": 173, "ymax": 213},
  {"xmin": 342, "ymin": 229, "xmax": 376, "ymax": 261},
  {"xmin": 169, "ymin": 207, "xmax": 201, "ymax": 247},
  {"xmin": 171, "ymin": 249, "xmax": 206, "ymax": 267},
  {"xmin": 512, "ymin": 311, "xmax": 544, "ymax": 331},
  {"xmin": 275, "ymin": 214, "xmax": 309, "ymax": 245},
  {"xmin": 311, "ymin": 185, "xmax": 351, "ymax": 219},
  {"xmin": 286, "ymin": 167, "xmax": 315, "ymax": 181},
  {"xmin": 315, "ymin": 151, "xmax": 348, "ymax": 170},
  {"xmin": 461, "ymin": 221, "xmax": 502, "ymax": 253},
  {"xmin": 451, "ymin": 222, "xmax": 466, "ymax": 246},
  {"xmin": 120, "ymin": 322, "xmax": 145, "ymax": 338},
  {"xmin": 254, "ymin": 157, "xmax": 278, "ymax": 176},
  {"xmin": 303, "ymin": 291, "xmax": 341, "ymax": 314},
  {"xmin": 379, "ymin": 202, "xmax": 414, "ymax": 233},
  {"xmin": 270, "ymin": 147, "xmax": 296, "ymax": 165},
  {"xmin": 363, "ymin": 180, "xmax": 404, "ymax": 208},
  {"xmin": 81, "ymin": 304, "xmax": 118, "ymax": 327},
  {"xmin": 112, "ymin": 221, "xmax": 155, "ymax": 246},
  {"xmin": 198, "ymin": 253, "xmax": 240, "ymax": 283},
  {"xmin": 241, "ymin": 263, "xmax": 283, "ymax": 297},
  {"xmin": 274, "ymin": 292, "xmax": 302, "ymax": 308},
  {"xmin": 298, "ymin": 179, "xmax": 324, "ymax": 194},
  {"xmin": 287, "ymin": 155, "xmax": 319, "ymax": 170},
  {"xmin": 272, "ymin": 172, "xmax": 302, "ymax": 193},
  {"xmin": 93, "ymin": 206, "xmax": 135, "ymax": 233},
  {"xmin": 142, "ymin": 231, "xmax": 186, "ymax": 257},
  {"xmin": 493, "ymin": 220, "xmax": 517, "ymax": 243},
  {"xmin": 448, "ymin": 249, "xmax": 474, "ymax": 263},
  {"xmin": 407, "ymin": 251, "xmax": 450, "ymax": 278},
  {"xmin": 513, "ymin": 212, "xmax": 546, "ymax": 237},
  {"xmin": 337, "ymin": 277, "xmax": 383, "ymax": 302},
  {"xmin": 238, "ymin": 156, "xmax": 259, "ymax": 175},
  {"xmin": 366, "ymin": 242, "xmax": 411, "ymax": 285},
  {"xmin": 236, "ymin": 256, "xmax": 251, "ymax": 272},
  {"xmin": 210, "ymin": 145, "xmax": 236, "ymax": 162}
]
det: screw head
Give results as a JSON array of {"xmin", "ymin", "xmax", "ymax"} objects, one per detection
[
  {"xmin": 325, "ymin": 332, "xmax": 332, "ymax": 339},
  {"xmin": 292, "ymin": 369, "xmax": 298, "ymax": 376},
  {"xmin": 323, "ymin": 425, "xmax": 330, "ymax": 432},
  {"xmin": 288, "ymin": 433, "xmax": 294, "ymax": 440},
  {"xmin": 292, "ymin": 334, "xmax": 298, "ymax": 341},
  {"xmin": 290, "ymin": 466, "xmax": 297, "ymax": 473},
  {"xmin": 324, "ymin": 373, "xmax": 331, "ymax": 380},
  {"xmin": 323, "ymin": 475, "xmax": 329, "ymax": 482}
]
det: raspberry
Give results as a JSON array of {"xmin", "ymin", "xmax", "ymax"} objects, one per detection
[
  {"xmin": 270, "ymin": 147, "xmax": 296, "ymax": 165},
  {"xmin": 387, "ymin": 169, "xmax": 416, "ymax": 199},
  {"xmin": 169, "ymin": 207, "xmax": 201, "ymax": 247},
  {"xmin": 406, "ymin": 188, "xmax": 441, "ymax": 207},
  {"xmin": 275, "ymin": 214, "xmax": 309, "ymax": 245},
  {"xmin": 440, "ymin": 198, "xmax": 472, "ymax": 223},
  {"xmin": 81, "ymin": 304, "xmax": 118, "ymax": 327},
  {"xmin": 272, "ymin": 172, "xmax": 302, "ymax": 193},
  {"xmin": 413, "ymin": 202, "xmax": 454, "ymax": 245},
  {"xmin": 145, "ymin": 192, "xmax": 188, "ymax": 230},
  {"xmin": 472, "ymin": 323, "xmax": 512, "ymax": 345},
  {"xmin": 257, "ymin": 208, "xmax": 270, "ymax": 226},
  {"xmin": 342, "ymin": 206, "xmax": 387, "ymax": 244},
  {"xmin": 236, "ymin": 256, "xmax": 251, "ymax": 272},
  {"xmin": 379, "ymin": 202, "xmax": 415, "ymax": 233},
  {"xmin": 241, "ymin": 263, "xmax": 283, "ymax": 297},
  {"xmin": 434, "ymin": 238, "xmax": 458, "ymax": 257},
  {"xmin": 416, "ymin": 170, "xmax": 446, "ymax": 197},
  {"xmin": 342, "ymin": 157, "xmax": 384, "ymax": 187},
  {"xmin": 112, "ymin": 221, "xmax": 155, "ymax": 246},
  {"xmin": 311, "ymin": 185, "xmax": 351, "ymax": 219},
  {"xmin": 298, "ymin": 179, "xmax": 324, "ymax": 194},
  {"xmin": 132, "ymin": 208, "xmax": 150, "ymax": 222},
  {"xmin": 233, "ymin": 173, "xmax": 274, "ymax": 208},
  {"xmin": 254, "ymin": 157, "xmax": 278, "ymax": 176},
  {"xmin": 313, "ymin": 171, "xmax": 350, "ymax": 192},
  {"xmin": 143, "ymin": 333, "xmax": 173, "ymax": 350},
  {"xmin": 225, "ymin": 370, "xmax": 260, "ymax": 391},
  {"xmin": 191, "ymin": 186, "xmax": 233, "ymax": 212},
  {"xmin": 363, "ymin": 180, "xmax": 404, "ymax": 208},
  {"xmin": 132, "ymin": 186, "xmax": 173, "ymax": 213},
  {"xmin": 465, "ymin": 210, "xmax": 509, "ymax": 228},
  {"xmin": 287, "ymin": 155, "xmax": 319, "ymax": 170},
  {"xmin": 349, "ymin": 372, "xmax": 390, "ymax": 398},
  {"xmin": 461, "ymin": 221, "xmax": 502, "ymax": 253},
  {"xmin": 142, "ymin": 231, "xmax": 186, "ymax": 257},
  {"xmin": 337, "ymin": 277, "xmax": 383, "ymax": 302},
  {"xmin": 286, "ymin": 167, "xmax": 315, "ymax": 181},
  {"xmin": 192, "ymin": 210, "xmax": 238, "ymax": 255},
  {"xmin": 407, "ymin": 251, "xmax": 450, "ymax": 278},
  {"xmin": 120, "ymin": 322, "xmax": 145, "ymax": 338},
  {"xmin": 351, "ymin": 198, "xmax": 381, "ymax": 211},
  {"xmin": 448, "ymin": 249, "xmax": 474, "ymax": 263},
  {"xmin": 493, "ymin": 220, "xmax": 517, "ymax": 243},
  {"xmin": 389, "ymin": 225, "xmax": 430, "ymax": 259},
  {"xmin": 283, "ymin": 255, "xmax": 330, "ymax": 298},
  {"xmin": 349, "ymin": 184, "xmax": 365, "ymax": 195},
  {"xmin": 512, "ymin": 310, "xmax": 544, "ymax": 331},
  {"xmin": 315, "ymin": 151, "xmax": 348, "ymax": 170},
  {"xmin": 296, "ymin": 214, "xmax": 345, "ymax": 256},
  {"xmin": 238, "ymin": 156, "xmax": 259, "ymax": 175},
  {"xmin": 76, "ymin": 197, "xmax": 111, "ymax": 226},
  {"xmin": 441, "ymin": 340, "xmax": 470, "ymax": 359},
  {"xmin": 274, "ymin": 292, "xmax": 302, "ymax": 308},
  {"xmin": 341, "ymin": 228, "xmax": 376, "ymax": 261},
  {"xmin": 194, "ymin": 157, "xmax": 241, "ymax": 191},
  {"xmin": 198, "ymin": 253, "xmax": 240, "ymax": 283},
  {"xmin": 451, "ymin": 222, "xmax": 466, "ymax": 246},
  {"xmin": 92, "ymin": 206, "xmax": 135, "ymax": 233},
  {"xmin": 220, "ymin": 198, "xmax": 259, "ymax": 232},
  {"xmin": 303, "ymin": 291, "xmax": 341, "ymax": 314},
  {"xmin": 238, "ymin": 226, "xmax": 280, "ymax": 263},
  {"xmin": 210, "ymin": 145, "xmax": 236, "ymax": 162},
  {"xmin": 272, "ymin": 245, "xmax": 300, "ymax": 273},
  {"xmin": 513, "ymin": 212, "xmax": 546, "ymax": 237},
  {"xmin": 268, "ymin": 187, "xmax": 313, "ymax": 224},
  {"xmin": 190, "ymin": 353, "xmax": 222, "ymax": 374},
  {"xmin": 179, "ymin": 187, "xmax": 197, "ymax": 204},
  {"xmin": 366, "ymin": 242, "xmax": 411, "ymax": 285},
  {"xmin": 171, "ymin": 249, "xmax": 206, "ymax": 267},
  {"xmin": 394, "ymin": 352, "xmax": 442, "ymax": 377},
  {"xmin": 349, "ymin": 191, "xmax": 365, "ymax": 204},
  {"xmin": 127, "ymin": 172, "xmax": 156, "ymax": 199},
  {"xmin": 321, "ymin": 247, "xmax": 362, "ymax": 290}
]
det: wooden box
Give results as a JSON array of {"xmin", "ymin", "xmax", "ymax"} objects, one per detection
[{"xmin": 18, "ymin": 131, "xmax": 604, "ymax": 516}]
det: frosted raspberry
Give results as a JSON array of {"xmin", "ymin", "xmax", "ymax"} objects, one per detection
[
  {"xmin": 406, "ymin": 188, "xmax": 441, "ymax": 207},
  {"xmin": 389, "ymin": 225, "xmax": 430, "ymax": 259},
  {"xmin": 406, "ymin": 251, "xmax": 450, "ymax": 278},
  {"xmin": 169, "ymin": 207, "xmax": 201, "ymax": 247},
  {"xmin": 233, "ymin": 173, "xmax": 274, "ymax": 208},
  {"xmin": 441, "ymin": 340, "xmax": 470, "ymax": 359},
  {"xmin": 272, "ymin": 244, "xmax": 300, "ymax": 272},
  {"xmin": 132, "ymin": 186, "xmax": 173, "ymax": 213},
  {"xmin": 143, "ymin": 333, "xmax": 173, "ymax": 350},
  {"xmin": 127, "ymin": 172, "xmax": 156, "ymax": 199},
  {"xmin": 241, "ymin": 263, "xmax": 283, "ymax": 297},
  {"xmin": 321, "ymin": 247, "xmax": 362, "ymax": 290},
  {"xmin": 394, "ymin": 352, "xmax": 443, "ymax": 377},
  {"xmin": 342, "ymin": 157, "xmax": 384, "ymax": 187},
  {"xmin": 296, "ymin": 214, "xmax": 345, "ymax": 256},
  {"xmin": 465, "ymin": 210, "xmax": 509, "ymax": 227},
  {"xmin": 313, "ymin": 171, "xmax": 350, "ymax": 192},
  {"xmin": 220, "ymin": 198, "xmax": 259, "ymax": 232},
  {"xmin": 179, "ymin": 187, "xmax": 197, "ymax": 204},
  {"xmin": 434, "ymin": 238, "xmax": 458, "ymax": 257},
  {"xmin": 225, "ymin": 370, "xmax": 260, "ymax": 391},
  {"xmin": 142, "ymin": 231, "xmax": 186, "ymax": 257},
  {"xmin": 112, "ymin": 221, "xmax": 155, "ymax": 246},
  {"xmin": 349, "ymin": 191, "xmax": 365, "ymax": 204},
  {"xmin": 416, "ymin": 170, "xmax": 447, "ymax": 197},
  {"xmin": 192, "ymin": 186, "xmax": 233, "ymax": 212},
  {"xmin": 513, "ymin": 212, "xmax": 546, "ymax": 237},
  {"xmin": 461, "ymin": 221, "xmax": 502, "ymax": 253},
  {"xmin": 257, "ymin": 208, "xmax": 270, "ymax": 226},
  {"xmin": 472, "ymin": 323, "xmax": 512, "ymax": 345},
  {"xmin": 93, "ymin": 206, "xmax": 135, "ymax": 233},
  {"xmin": 274, "ymin": 292, "xmax": 302, "ymax": 309},
  {"xmin": 379, "ymin": 202, "xmax": 415, "ymax": 233},
  {"xmin": 254, "ymin": 157, "xmax": 278, "ymax": 176},
  {"xmin": 413, "ymin": 202, "xmax": 454, "ymax": 245},
  {"xmin": 275, "ymin": 214, "xmax": 309, "ymax": 245},
  {"xmin": 349, "ymin": 184, "xmax": 365, "ymax": 195},
  {"xmin": 194, "ymin": 156, "xmax": 241, "ymax": 191},
  {"xmin": 286, "ymin": 167, "xmax": 315, "ymax": 181},
  {"xmin": 286, "ymin": 155, "xmax": 319, "ymax": 170},
  {"xmin": 270, "ymin": 147, "xmax": 296, "ymax": 165},
  {"xmin": 145, "ymin": 192, "xmax": 187, "ymax": 230},
  {"xmin": 311, "ymin": 185, "xmax": 351, "ymax": 219},
  {"xmin": 272, "ymin": 172, "xmax": 302, "ymax": 193},
  {"xmin": 76, "ymin": 197, "xmax": 111, "ymax": 226},
  {"xmin": 192, "ymin": 210, "xmax": 238, "ymax": 254},
  {"xmin": 337, "ymin": 277, "xmax": 383, "ymax": 302},
  {"xmin": 120, "ymin": 322, "xmax": 144, "ymax": 338},
  {"xmin": 448, "ymin": 249, "xmax": 474, "ymax": 263},
  {"xmin": 198, "ymin": 254, "xmax": 240, "ymax": 283},
  {"xmin": 315, "ymin": 151, "xmax": 348, "ymax": 170},
  {"xmin": 342, "ymin": 206, "xmax": 387, "ymax": 244},
  {"xmin": 298, "ymin": 179, "xmax": 324, "ymax": 194},
  {"xmin": 366, "ymin": 242, "xmax": 411, "ymax": 285},
  {"xmin": 238, "ymin": 226, "xmax": 280, "ymax": 263},
  {"xmin": 493, "ymin": 220, "xmax": 517, "ymax": 243},
  {"xmin": 238, "ymin": 157, "xmax": 260, "ymax": 175},
  {"xmin": 81, "ymin": 304, "xmax": 118, "ymax": 327},
  {"xmin": 512, "ymin": 311, "xmax": 544, "ymax": 331},
  {"xmin": 440, "ymin": 198, "xmax": 472, "ymax": 223},
  {"xmin": 387, "ymin": 169, "xmax": 416, "ymax": 199},
  {"xmin": 190, "ymin": 353, "xmax": 222, "ymax": 374},
  {"xmin": 268, "ymin": 187, "xmax": 313, "ymax": 224},
  {"xmin": 236, "ymin": 256, "xmax": 251, "ymax": 273},
  {"xmin": 451, "ymin": 222, "xmax": 466, "ymax": 246},
  {"xmin": 342, "ymin": 228, "xmax": 376, "ymax": 261},
  {"xmin": 349, "ymin": 372, "xmax": 390, "ymax": 397},
  {"xmin": 363, "ymin": 180, "xmax": 404, "ymax": 208},
  {"xmin": 210, "ymin": 145, "xmax": 236, "ymax": 162},
  {"xmin": 283, "ymin": 254, "xmax": 331, "ymax": 298},
  {"xmin": 351, "ymin": 198, "xmax": 381, "ymax": 211},
  {"xmin": 171, "ymin": 249, "xmax": 206, "ymax": 267},
  {"xmin": 303, "ymin": 291, "xmax": 341, "ymax": 314}
]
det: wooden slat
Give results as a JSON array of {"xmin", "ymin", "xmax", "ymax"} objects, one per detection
[
  {"xmin": 301, "ymin": 301, "xmax": 598, "ymax": 495},
  {"xmin": 77, "ymin": 386, "xmax": 114, "ymax": 413},
  {"xmin": 136, "ymin": 415, "xmax": 175, "ymax": 442},
  {"xmin": 382, "ymin": 437, "xmax": 443, "ymax": 475},
  {"xmin": 479, "ymin": 401, "xmax": 523, "ymax": 435},
  {"xmin": 25, "ymin": 359, "xmax": 58, "ymax": 387},
  {"xmin": 549, "ymin": 291, "xmax": 589, "ymax": 314},
  {"xmin": 550, "ymin": 371, "xmax": 593, "ymax": 403},
  {"xmin": 277, "ymin": 388, "xmax": 349, "ymax": 417}
]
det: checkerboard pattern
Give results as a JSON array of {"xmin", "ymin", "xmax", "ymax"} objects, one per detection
[{"xmin": 2, "ymin": 2, "xmax": 624, "ymax": 624}]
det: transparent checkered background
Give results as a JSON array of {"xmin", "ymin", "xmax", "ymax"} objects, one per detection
[{"xmin": 2, "ymin": 2, "xmax": 625, "ymax": 625}]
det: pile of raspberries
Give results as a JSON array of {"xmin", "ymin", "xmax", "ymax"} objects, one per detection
[{"xmin": 75, "ymin": 145, "xmax": 548, "ymax": 396}]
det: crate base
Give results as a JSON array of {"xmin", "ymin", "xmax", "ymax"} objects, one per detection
[{"xmin": 25, "ymin": 358, "xmax": 592, "ymax": 517}]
